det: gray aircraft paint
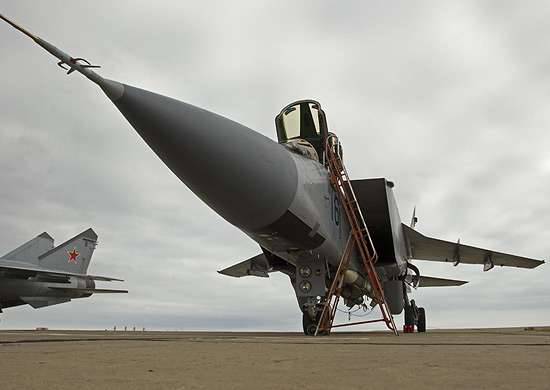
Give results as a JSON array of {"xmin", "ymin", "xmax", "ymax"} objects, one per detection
[
  {"xmin": 2, "ymin": 232, "xmax": 54, "ymax": 264},
  {"xmin": 110, "ymin": 84, "xmax": 299, "ymax": 233},
  {"xmin": 37, "ymin": 228, "xmax": 97, "ymax": 275},
  {"xmin": 0, "ymin": 277, "xmax": 91, "ymax": 308}
]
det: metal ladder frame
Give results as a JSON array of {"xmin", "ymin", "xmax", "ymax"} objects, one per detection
[{"xmin": 316, "ymin": 134, "xmax": 398, "ymax": 336}]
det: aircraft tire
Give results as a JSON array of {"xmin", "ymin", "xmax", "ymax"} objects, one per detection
[
  {"xmin": 302, "ymin": 313, "xmax": 316, "ymax": 336},
  {"xmin": 404, "ymin": 305, "xmax": 415, "ymax": 326},
  {"xmin": 417, "ymin": 307, "xmax": 426, "ymax": 332},
  {"xmin": 302, "ymin": 312, "xmax": 327, "ymax": 336}
]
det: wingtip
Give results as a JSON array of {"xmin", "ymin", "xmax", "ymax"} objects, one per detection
[
  {"xmin": 532, "ymin": 259, "xmax": 545, "ymax": 268},
  {"xmin": 217, "ymin": 269, "xmax": 240, "ymax": 278}
]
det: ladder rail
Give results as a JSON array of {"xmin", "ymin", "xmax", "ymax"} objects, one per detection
[
  {"xmin": 328, "ymin": 148, "xmax": 378, "ymax": 260},
  {"xmin": 321, "ymin": 134, "xmax": 398, "ymax": 335},
  {"xmin": 328, "ymin": 170, "xmax": 378, "ymax": 270},
  {"xmin": 315, "ymin": 235, "xmax": 354, "ymax": 335}
]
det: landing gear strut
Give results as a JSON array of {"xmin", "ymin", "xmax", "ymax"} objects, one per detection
[{"xmin": 404, "ymin": 299, "xmax": 426, "ymax": 333}]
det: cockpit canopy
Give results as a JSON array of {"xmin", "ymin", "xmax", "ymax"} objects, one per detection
[{"xmin": 275, "ymin": 100, "xmax": 329, "ymax": 161}]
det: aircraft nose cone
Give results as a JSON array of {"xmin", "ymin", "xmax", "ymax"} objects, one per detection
[{"xmin": 108, "ymin": 83, "xmax": 298, "ymax": 231}]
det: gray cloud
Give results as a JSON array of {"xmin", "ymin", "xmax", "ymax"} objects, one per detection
[{"xmin": 0, "ymin": 0, "xmax": 549, "ymax": 331}]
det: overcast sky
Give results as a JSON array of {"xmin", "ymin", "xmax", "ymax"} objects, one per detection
[{"xmin": 1, "ymin": 1, "xmax": 549, "ymax": 331}]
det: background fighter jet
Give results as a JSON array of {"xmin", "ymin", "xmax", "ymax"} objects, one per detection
[
  {"xmin": 0, "ymin": 228, "xmax": 126, "ymax": 313},
  {"xmin": 0, "ymin": 14, "xmax": 544, "ymax": 334}
]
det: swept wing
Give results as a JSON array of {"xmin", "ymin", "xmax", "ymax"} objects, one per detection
[{"xmin": 403, "ymin": 224, "xmax": 545, "ymax": 270}]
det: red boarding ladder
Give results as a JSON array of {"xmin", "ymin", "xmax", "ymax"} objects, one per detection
[{"xmin": 316, "ymin": 135, "xmax": 398, "ymax": 336}]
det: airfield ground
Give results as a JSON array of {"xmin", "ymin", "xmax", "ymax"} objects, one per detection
[{"xmin": 0, "ymin": 328, "xmax": 549, "ymax": 389}]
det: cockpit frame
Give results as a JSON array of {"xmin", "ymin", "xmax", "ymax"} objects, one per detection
[{"xmin": 275, "ymin": 100, "xmax": 329, "ymax": 161}]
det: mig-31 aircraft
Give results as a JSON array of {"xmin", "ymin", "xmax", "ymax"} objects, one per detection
[
  {"xmin": 0, "ymin": 228, "xmax": 126, "ymax": 314},
  {"xmin": 0, "ymin": 14, "xmax": 543, "ymax": 334}
]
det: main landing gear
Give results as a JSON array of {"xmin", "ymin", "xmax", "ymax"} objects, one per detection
[{"xmin": 404, "ymin": 299, "xmax": 426, "ymax": 333}]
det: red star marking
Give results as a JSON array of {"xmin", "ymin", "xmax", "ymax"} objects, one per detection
[{"xmin": 67, "ymin": 248, "xmax": 79, "ymax": 264}]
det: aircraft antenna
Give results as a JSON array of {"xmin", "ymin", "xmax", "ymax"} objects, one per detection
[
  {"xmin": 0, "ymin": 14, "xmax": 103, "ymax": 81},
  {"xmin": 410, "ymin": 206, "xmax": 418, "ymax": 228}
]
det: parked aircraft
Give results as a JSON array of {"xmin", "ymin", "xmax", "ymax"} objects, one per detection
[{"xmin": 0, "ymin": 228, "xmax": 126, "ymax": 313}]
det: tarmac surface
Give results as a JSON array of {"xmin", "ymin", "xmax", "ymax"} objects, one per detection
[{"xmin": 0, "ymin": 327, "xmax": 549, "ymax": 390}]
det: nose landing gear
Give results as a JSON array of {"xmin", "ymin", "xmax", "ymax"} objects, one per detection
[
  {"xmin": 302, "ymin": 306, "xmax": 329, "ymax": 336},
  {"xmin": 303, "ymin": 312, "xmax": 319, "ymax": 336}
]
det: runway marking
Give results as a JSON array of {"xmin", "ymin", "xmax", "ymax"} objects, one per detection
[
  {"xmin": 1, "ymin": 339, "xmax": 546, "ymax": 347},
  {"xmin": 188, "ymin": 340, "xmax": 550, "ymax": 346},
  {"xmin": 1, "ymin": 330, "xmax": 549, "ymax": 347},
  {"xmin": 0, "ymin": 337, "xmax": 178, "ymax": 345},
  {"xmin": 192, "ymin": 337, "xmax": 373, "ymax": 344}
]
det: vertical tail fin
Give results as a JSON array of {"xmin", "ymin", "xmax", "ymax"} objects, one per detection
[
  {"xmin": 1, "ymin": 232, "xmax": 54, "ymax": 264},
  {"xmin": 38, "ymin": 228, "xmax": 98, "ymax": 274}
]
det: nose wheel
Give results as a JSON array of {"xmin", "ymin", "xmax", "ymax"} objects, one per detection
[{"xmin": 302, "ymin": 311, "xmax": 328, "ymax": 336}]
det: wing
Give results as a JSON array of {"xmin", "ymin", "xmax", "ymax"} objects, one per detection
[
  {"xmin": 403, "ymin": 224, "xmax": 545, "ymax": 270},
  {"xmin": 418, "ymin": 275, "xmax": 468, "ymax": 287},
  {"xmin": 218, "ymin": 254, "xmax": 270, "ymax": 278},
  {"xmin": 0, "ymin": 258, "xmax": 124, "ymax": 281}
]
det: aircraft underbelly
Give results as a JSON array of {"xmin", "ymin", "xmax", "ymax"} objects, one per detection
[{"xmin": 0, "ymin": 277, "xmax": 89, "ymax": 306}]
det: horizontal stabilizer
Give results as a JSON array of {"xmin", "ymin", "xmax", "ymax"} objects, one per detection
[
  {"xmin": 218, "ymin": 254, "xmax": 270, "ymax": 278},
  {"xmin": 403, "ymin": 224, "xmax": 545, "ymax": 270},
  {"xmin": 0, "ymin": 258, "xmax": 123, "ymax": 281},
  {"xmin": 418, "ymin": 275, "xmax": 468, "ymax": 287},
  {"xmin": 49, "ymin": 287, "xmax": 128, "ymax": 294},
  {"xmin": 21, "ymin": 297, "xmax": 71, "ymax": 309},
  {"xmin": 82, "ymin": 274, "xmax": 124, "ymax": 282}
]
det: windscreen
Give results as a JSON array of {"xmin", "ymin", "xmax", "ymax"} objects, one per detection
[{"xmin": 280, "ymin": 102, "xmax": 321, "ymax": 142}]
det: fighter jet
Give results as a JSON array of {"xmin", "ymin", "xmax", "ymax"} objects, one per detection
[
  {"xmin": 0, "ymin": 228, "xmax": 127, "ymax": 313},
  {"xmin": 1, "ymin": 14, "xmax": 544, "ymax": 334}
]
